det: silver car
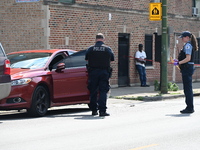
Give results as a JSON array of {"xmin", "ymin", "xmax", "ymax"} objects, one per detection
[{"xmin": 0, "ymin": 43, "xmax": 11, "ymax": 99}]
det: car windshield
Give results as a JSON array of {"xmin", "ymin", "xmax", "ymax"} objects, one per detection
[{"xmin": 7, "ymin": 53, "xmax": 52, "ymax": 69}]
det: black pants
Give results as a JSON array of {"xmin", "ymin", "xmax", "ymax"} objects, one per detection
[
  {"xmin": 181, "ymin": 65, "xmax": 195, "ymax": 111},
  {"xmin": 87, "ymin": 69, "xmax": 110, "ymax": 112}
]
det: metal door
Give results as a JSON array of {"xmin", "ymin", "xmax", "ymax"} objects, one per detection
[{"xmin": 118, "ymin": 33, "xmax": 130, "ymax": 87}]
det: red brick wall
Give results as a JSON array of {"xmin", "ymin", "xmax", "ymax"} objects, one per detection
[
  {"xmin": 48, "ymin": 3, "xmax": 162, "ymax": 85},
  {"xmin": 0, "ymin": 0, "xmax": 45, "ymax": 52},
  {"xmin": 1, "ymin": 0, "xmax": 200, "ymax": 86}
]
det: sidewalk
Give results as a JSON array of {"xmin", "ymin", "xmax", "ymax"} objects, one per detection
[{"xmin": 110, "ymin": 82, "xmax": 200, "ymax": 101}]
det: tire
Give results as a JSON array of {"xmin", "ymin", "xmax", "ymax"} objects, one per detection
[{"xmin": 27, "ymin": 86, "xmax": 49, "ymax": 117}]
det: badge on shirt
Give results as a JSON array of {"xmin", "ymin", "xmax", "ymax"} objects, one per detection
[{"xmin": 185, "ymin": 43, "xmax": 192, "ymax": 50}]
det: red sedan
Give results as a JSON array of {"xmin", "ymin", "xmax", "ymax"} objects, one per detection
[{"xmin": 0, "ymin": 49, "xmax": 90, "ymax": 116}]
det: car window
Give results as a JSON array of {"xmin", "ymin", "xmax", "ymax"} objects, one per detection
[
  {"xmin": 64, "ymin": 50, "xmax": 87, "ymax": 68},
  {"xmin": 50, "ymin": 50, "xmax": 87, "ymax": 69},
  {"xmin": 0, "ymin": 50, "xmax": 4, "ymax": 57},
  {"xmin": 7, "ymin": 53, "xmax": 51, "ymax": 69},
  {"xmin": 67, "ymin": 51, "xmax": 76, "ymax": 55},
  {"xmin": 0, "ymin": 43, "xmax": 6, "ymax": 57},
  {"xmin": 49, "ymin": 53, "xmax": 67, "ymax": 70}
]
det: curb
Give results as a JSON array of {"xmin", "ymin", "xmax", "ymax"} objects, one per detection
[
  {"xmin": 121, "ymin": 92, "xmax": 200, "ymax": 101},
  {"xmin": 142, "ymin": 94, "xmax": 185, "ymax": 101}
]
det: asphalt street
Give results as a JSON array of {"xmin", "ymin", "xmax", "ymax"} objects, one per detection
[{"xmin": 0, "ymin": 96, "xmax": 200, "ymax": 150}]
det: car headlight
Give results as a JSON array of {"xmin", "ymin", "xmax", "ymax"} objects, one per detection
[{"xmin": 11, "ymin": 78, "xmax": 32, "ymax": 86}]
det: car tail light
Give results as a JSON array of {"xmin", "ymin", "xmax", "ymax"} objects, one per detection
[{"xmin": 4, "ymin": 59, "xmax": 10, "ymax": 75}]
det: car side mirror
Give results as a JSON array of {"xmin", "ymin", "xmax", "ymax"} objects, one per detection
[{"xmin": 56, "ymin": 63, "xmax": 65, "ymax": 72}]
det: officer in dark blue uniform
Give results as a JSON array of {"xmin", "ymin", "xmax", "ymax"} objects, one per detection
[
  {"xmin": 85, "ymin": 33, "xmax": 114, "ymax": 116},
  {"xmin": 174, "ymin": 31, "xmax": 198, "ymax": 113}
]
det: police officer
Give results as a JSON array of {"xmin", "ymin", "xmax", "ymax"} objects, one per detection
[
  {"xmin": 174, "ymin": 31, "xmax": 198, "ymax": 113},
  {"xmin": 85, "ymin": 33, "xmax": 114, "ymax": 116}
]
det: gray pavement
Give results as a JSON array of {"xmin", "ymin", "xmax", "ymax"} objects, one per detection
[{"xmin": 110, "ymin": 82, "xmax": 200, "ymax": 101}]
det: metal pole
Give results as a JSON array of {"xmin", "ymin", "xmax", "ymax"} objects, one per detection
[{"xmin": 160, "ymin": 0, "xmax": 168, "ymax": 94}]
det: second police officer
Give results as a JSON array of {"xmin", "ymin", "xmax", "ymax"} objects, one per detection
[
  {"xmin": 174, "ymin": 31, "xmax": 198, "ymax": 113},
  {"xmin": 85, "ymin": 33, "xmax": 114, "ymax": 116}
]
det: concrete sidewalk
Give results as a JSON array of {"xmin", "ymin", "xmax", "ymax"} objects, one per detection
[{"xmin": 110, "ymin": 82, "xmax": 200, "ymax": 101}]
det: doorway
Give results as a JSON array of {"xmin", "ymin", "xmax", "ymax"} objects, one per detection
[{"xmin": 118, "ymin": 33, "xmax": 130, "ymax": 87}]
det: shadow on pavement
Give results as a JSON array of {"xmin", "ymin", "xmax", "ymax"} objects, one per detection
[
  {"xmin": 166, "ymin": 114, "xmax": 191, "ymax": 117},
  {"xmin": 47, "ymin": 108, "xmax": 104, "ymax": 120},
  {"xmin": 0, "ymin": 112, "xmax": 33, "ymax": 121},
  {"xmin": 0, "ymin": 108, "xmax": 91, "ymax": 121}
]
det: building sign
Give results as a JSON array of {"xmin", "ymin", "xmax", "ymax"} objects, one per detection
[
  {"xmin": 149, "ymin": 3, "xmax": 162, "ymax": 21},
  {"xmin": 16, "ymin": 0, "xmax": 40, "ymax": 2}
]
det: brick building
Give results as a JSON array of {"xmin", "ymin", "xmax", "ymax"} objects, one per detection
[{"xmin": 1, "ymin": 0, "xmax": 200, "ymax": 87}]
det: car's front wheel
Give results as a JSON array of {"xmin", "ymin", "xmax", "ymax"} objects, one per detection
[{"xmin": 27, "ymin": 86, "xmax": 49, "ymax": 117}]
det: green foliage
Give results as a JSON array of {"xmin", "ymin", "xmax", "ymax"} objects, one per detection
[
  {"xmin": 137, "ymin": 96, "xmax": 144, "ymax": 100},
  {"xmin": 113, "ymin": 96, "xmax": 144, "ymax": 100},
  {"xmin": 168, "ymin": 82, "xmax": 179, "ymax": 91},
  {"xmin": 154, "ymin": 80, "xmax": 179, "ymax": 91},
  {"xmin": 154, "ymin": 80, "xmax": 160, "ymax": 91}
]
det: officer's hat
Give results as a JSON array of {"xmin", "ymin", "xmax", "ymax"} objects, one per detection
[{"xmin": 179, "ymin": 31, "xmax": 191, "ymax": 38}]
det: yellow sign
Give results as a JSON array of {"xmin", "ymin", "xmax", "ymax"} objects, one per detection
[{"xmin": 149, "ymin": 3, "xmax": 162, "ymax": 21}]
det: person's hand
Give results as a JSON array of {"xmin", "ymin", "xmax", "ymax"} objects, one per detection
[
  {"xmin": 174, "ymin": 61, "xmax": 179, "ymax": 66},
  {"xmin": 138, "ymin": 58, "xmax": 146, "ymax": 64}
]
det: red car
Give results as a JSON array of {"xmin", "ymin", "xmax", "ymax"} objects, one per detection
[{"xmin": 0, "ymin": 49, "xmax": 90, "ymax": 116}]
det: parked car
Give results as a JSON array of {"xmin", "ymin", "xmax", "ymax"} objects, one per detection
[
  {"xmin": 0, "ymin": 49, "xmax": 90, "ymax": 117},
  {"xmin": 0, "ymin": 43, "xmax": 11, "ymax": 99}
]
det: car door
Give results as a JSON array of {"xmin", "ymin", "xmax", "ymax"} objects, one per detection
[
  {"xmin": 0, "ymin": 43, "xmax": 11, "ymax": 100},
  {"xmin": 51, "ymin": 50, "xmax": 89, "ymax": 103}
]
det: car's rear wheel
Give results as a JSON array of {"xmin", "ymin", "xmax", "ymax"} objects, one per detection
[{"xmin": 27, "ymin": 86, "xmax": 49, "ymax": 117}]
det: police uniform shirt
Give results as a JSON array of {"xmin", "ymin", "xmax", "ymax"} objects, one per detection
[
  {"xmin": 85, "ymin": 41, "xmax": 114, "ymax": 68},
  {"xmin": 184, "ymin": 42, "xmax": 194, "ymax": 64}
]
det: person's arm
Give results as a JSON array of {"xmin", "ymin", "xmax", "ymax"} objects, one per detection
[
  {"xmin": 108, "ymin": 47, "xmax": 114, "ymax": 61},
  {"xmin": 179, "ymin": 43, "xmax": 192, "ymax": 64},
  {"xmin": 85, "ymin": 48, "xmax": 90, "ymax": 61},
  {"xmin": 135, "ymin": 51, "xmax": 146, "ymax": 63}
]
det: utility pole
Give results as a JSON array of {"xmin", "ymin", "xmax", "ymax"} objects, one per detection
[{"xmin": 160, "ymin": 0, "xmax": 168, "ymax": 94}]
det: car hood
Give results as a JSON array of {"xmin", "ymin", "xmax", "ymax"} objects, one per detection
[{"xmin": 10, "ymin": 68, "xmax": 47, "ymax": 80}]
